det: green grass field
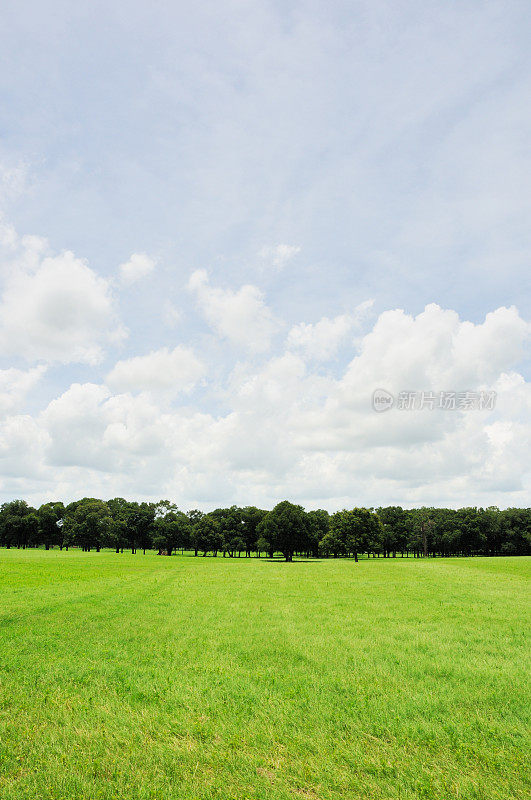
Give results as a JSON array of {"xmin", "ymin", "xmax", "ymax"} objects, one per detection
[{"xmin": 0, "ymin": 551, "xmax": 528, "ymax": 800}]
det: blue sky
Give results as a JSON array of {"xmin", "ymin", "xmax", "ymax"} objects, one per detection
[{"xmin": 0, "ymin": 0, "xmax": 529, "ymax": 509}]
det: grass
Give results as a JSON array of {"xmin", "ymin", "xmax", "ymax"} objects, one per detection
[{"xmin": 0, "ymin": 550, "xmax": 528, "ymax": 800}]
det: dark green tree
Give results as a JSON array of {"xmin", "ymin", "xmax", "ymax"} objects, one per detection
[
  {"xmin": 257, "ymin": 501, "xmax": 309, "ymax": 561},
  {"xmin": 192, "ymin": 514, "xmax": 223, "ymax": 556},
  {"xmin": 63, "ymin": 499, "xmax": 114, "ymax": 551},
  {"xmin": 152, "ymin": 509, "xmax": 190, "ymax": 556},
  {"xmin": 37, "ymin": 502, "xmax": 65, "ymax": 550},
  {"xmin": 376, "ymin": 506, "xmax": 408, "ymax": 556},
  {"xmin": 327, "ymin": 508, "xmax": 382, "ymax": 561}
]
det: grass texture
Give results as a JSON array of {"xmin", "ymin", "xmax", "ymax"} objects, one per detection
[{"xmin": 0, "ymin": 550, "xmax": 528, "ymax": 799}]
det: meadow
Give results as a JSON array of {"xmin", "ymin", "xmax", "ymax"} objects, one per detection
[{"xmin": 0, "ymin": 550, "xmax": 528, "ymax": 800}]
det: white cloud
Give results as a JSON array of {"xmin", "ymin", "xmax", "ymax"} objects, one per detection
[
  {"xmin": 0, "ymin": 249, "xmax": 125, "ymax": 364},
  {"xmin": 106, "ymin": 346, "xmax": 205, "ymax": 396},
  {"xmin": 0, "ymin": 300, "xmax": 528, "ymax": 511},
  {"xmin": 118, "ymin": 253, "xmax": 156, "ymax": 285},
  {"xmin": 0, "ymin": 366, "xmax": 47, "ymax": 416},
  {"xmin": 0, "ymin": 414, "xmax": 49, "ymax": 483},
  {"xmin": 286, "ymin": 300, "xmax": 374, "ymax": 360},
  {"xmin": 259, "ymin": 244, "xmax": 301, "ymax": 271},
  {"xmin": 41, "ymin": 383, "xmax": 172, "ymax": 473},
  {"xmin": 187, "ymin": 269, "xmax": 280, "ymax": 353}
]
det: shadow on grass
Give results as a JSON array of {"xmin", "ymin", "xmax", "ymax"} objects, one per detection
[{"xmin": 261, "ymin": 558, "xmax": 324, "ymax": 563}]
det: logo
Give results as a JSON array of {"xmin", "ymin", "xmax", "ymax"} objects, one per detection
[{"xmin": 372, "ymin": 388, "xmax": 394, "ymax": 413}]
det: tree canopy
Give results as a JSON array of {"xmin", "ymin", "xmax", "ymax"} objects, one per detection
[{"xmin": 0, "ymin": 498, "xmax": 529, "ymax": 560}]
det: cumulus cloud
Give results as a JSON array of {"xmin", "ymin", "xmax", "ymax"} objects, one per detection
[
  {"xmin": 187, "ymin": 269, "xmax": 280, "ymax": 353},
  {"xmin": 0, "ymin": 366, "xmax": 47, "ymax": 416},
  {"xmin": 106, "ymin": 346, "xmax": 205, "ymax": 396},
  {"xmin": 119, "ymin": 253, "xmax": 156, "ymax": 285},
  {"xmin": 0, "ymin": 414, "xmax": 50, "ymax": 485},
  {"xmin": 259, "ymin": 244, "xmax": 301, "ymax": 271},
  {"xmin": 0, "ymin": 300, "xmax": 528, "ymax": 511},
  {"xmin": 0, "ymin": 250, "xmax": 125, "ymax": 364},
  {"xmin": 286, "ymin": 301, "xmax": 374, "ymax": 360},
  {"xmin": 339, "ymin": 303, "xmax": 530, "ymax": 394},
  {"xmin": 41, "ymin": 383, "xmax": 171, "ymax": 473}
]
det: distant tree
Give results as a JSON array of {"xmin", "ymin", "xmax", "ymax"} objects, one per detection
[
  {"xmin": 107, "ymin": 498, "xmax": 155, "ymax": 553},
  {"xmin": 191, "ymin": 514, "xmax": 223, "ymax": 556},
  {"xmin": 0, "ymin": 495, "xmax": 528, "ymax": 562},
  {"xmin": 306, "ymin": 510, "xmax": 330, "ymax": 558},
  {"xmin": 319, "ymin": 527, "xmax": 344, "ymax": 558},
  {"xmin": 479, "ymin": 506, "xmax": 503, "ymax": 556},
  {"xmin": 256, "ymin": 535, "xmax": 271, "ymax": 558},
  {"xmin": 376, "ymin": 506, "xmax": 408, "ymax": 556},
  {"xmin": 210, "ymin": 506, "xmax": 246, "ymax": 557},
  {"xmin": 258, "ymin": 501, "xmax": 309, "ymax": 561},
  {"xmin": 0, "ymin": 500, "xmax": 38, "ymax": 549},
  {"xmin": 107, "ymin": 498, "xmax": 131, "ymax": 552},
  {"xmin": 37, "ymin": 502, "xmax": 65, "ymax": 550},
  {"xmin": 432, "ymin": 508, "xmax": 460, "ymax": 556},
  {"xmin": 63, "ymin": 499, "xmax": 114, "ymax": 551},
  {"xmin": 241, "ymin": 506, "xmax": 268, "ymax": 556},
  {"xmin": 134, "ymin": 503, "xmax": 156, "ymax": 553},
  {"xmin": 407, "ymin": 507, "xmax": 436, "ymax": 558},
  {"xmin": 454, "ymin": 508, "xmax": 484, "ymax": 556},
  {"xmin": 327, "ymin": 508, "xmax": 382, "ymax": 561},
  {"xmin": 500, "ymin": 508, "xmax": 531, "ymax": 555},
  {"xmin": 152, "ymin": 509, "xmax": 190, "ymax": 556},
  {"xmin": 187, "ymin": 510, "xmax": 204, "ymax": 556}
]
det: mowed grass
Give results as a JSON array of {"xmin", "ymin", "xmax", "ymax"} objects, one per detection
[{"xmin": 0, "ymin": 551, "xmax": 529, "ymax": 800}]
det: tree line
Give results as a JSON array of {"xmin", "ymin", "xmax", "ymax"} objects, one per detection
[{"xmin": 0, "ymin": 498, "xmax": 529, "ymax": 560}]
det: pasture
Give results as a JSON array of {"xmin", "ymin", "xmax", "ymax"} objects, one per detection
[{"xmin": 0, "ymin": 550, "xmax": 528, "ymax": 799}]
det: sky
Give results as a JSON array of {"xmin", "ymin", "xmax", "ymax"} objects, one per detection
[{"xmin": 0, "ymin": 0, "xmax": 529, "ymax": 511}]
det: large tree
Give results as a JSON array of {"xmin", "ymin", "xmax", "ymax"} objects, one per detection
[
  {"xmin": 63, "ymin": 499, "xmax": 114, "ymax": 552},
  {"xmin": 192, "ymin": 514, "xmax": 223, "ymax": 557},
  {"xmin": 152, "ymin": 509, "xmax": 190, "ymax": 556},
  {"xmin": 306, "ymin": 509, "xmax": 330, "ymax": 558},
  {"xmin": 37, "ymin": 502, "xmax": 65, "ymax": 550},
  {"xmin": 326, "ymin": 508, "xmax": 382, "ymax": 561},
  {"xmin": 0, "ymin": 500, "xmax": 39, "ymax": 549},
  {"xmin": 407, "ymin": 507, "xmax": 436, "ymax": 558},
  {"xmin": 376, "ymin": 506, "xmax": 408, "ymax": 556},
  {"xmin": 258, "ymin": 501, "xmax": 309, "ymax": 561}
]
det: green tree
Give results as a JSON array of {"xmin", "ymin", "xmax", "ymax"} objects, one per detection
[
  {"xmin": 500, "ymin": 508, "xmax": 531, "ymax": 555},
  {"xmin": 0, "ymin": 500, "xmax": 38, "ymax": 549},
  {"xmin": 257, "ymin": 501, "xmax": 309, "ymax": 561},
  {"xmin": 407, "ymin": 507, "xmax": 436, "ymax": 558},
  {"xmin": 376, "ymin": 506, "xmax": 408, "ymax": 556},
  {"xmin": 37, "ymin": 502, "xmax": 65, "ymax": 549},
  {"xmin": 192, "ymin": 514, "xmax": 222, "ymax": 556},
  {"xmin": 328, "ymin": 508, "xmax": 382, "ymax": 561},
  {"xmin": 63, "ymin": 499, "xmax": 114, "ymax": 551},
  {"xmin": 241, "ymin": 506, "xmax": 268, "ymax": 556},
  {"xmin": 307, "ymin": 509, "xmax": 330, "ymax": 558},
  {"xmin": 152, "ymin": 509, "xmax": 190, "ymax": 556}
]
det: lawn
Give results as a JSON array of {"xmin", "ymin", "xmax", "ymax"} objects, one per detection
[{"xmin": 0, "ymin": 550, "xmax": 528, "ymax": 799}]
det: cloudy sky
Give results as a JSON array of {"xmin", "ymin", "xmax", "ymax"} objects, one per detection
[{"xmin": 0, "ymin": 0, "xmax": 530, "ymax": 510}]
